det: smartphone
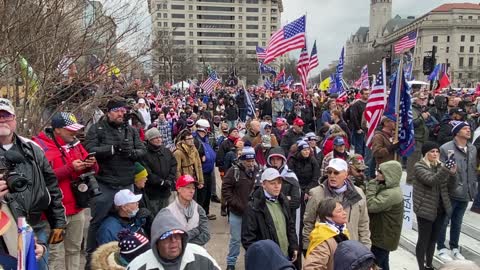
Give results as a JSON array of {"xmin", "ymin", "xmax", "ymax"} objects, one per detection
[
  {"xmin": 83, "ymin": 152, "xmax": 96, "ymax": 161},
  {"xmin": 447, "ymin": 150, "xmax": 455, "ymax": 160}
]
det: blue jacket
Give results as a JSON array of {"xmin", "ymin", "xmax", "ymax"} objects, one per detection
[
  {"xmin": 194, "ymin": 132, "xmax": 216, "ymax": 174},
  {"xmin": 97, "ymin": 214, "xmax": 146, "ymax": 246},
  {"xmin": 245, "ymin": 240, "xmax": 295, "ymax": 270}
]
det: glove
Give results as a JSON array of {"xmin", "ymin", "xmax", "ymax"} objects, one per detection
[
  {"xmin": 445, "ymin": 159, "xmax": 456, "ymax": 169},
  {"xmin": 114, "ymin": 141, "xmax": 133, "ymax": 154},
  {"xmin": 48, "ymin": 228, "xmax": 65, "ymax": 244}
]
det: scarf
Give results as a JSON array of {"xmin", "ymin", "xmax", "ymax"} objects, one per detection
[
  {"xmin": 175, "ymin": 196, "xmax": 195, "ymax": 222},
  {"xmin": 264, "ymin": 190, "xmax": 278, "ymax": 202},
  {"xmin": 332, "ymin": 182, "xmax": 348, "ymax": 194}
]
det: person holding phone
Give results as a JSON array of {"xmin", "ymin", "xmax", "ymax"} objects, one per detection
[{"xmin": 33, "ymin": 111, "xmax": 99, "ymax": 270}]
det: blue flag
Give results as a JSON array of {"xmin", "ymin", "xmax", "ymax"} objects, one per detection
[
  {"xmin": 264, "ymin": 78, "xmax": 273, "ymax": 90},
  {"xmin": 427, "ymin": 64, "xmax": 441, "ymax": 81},
  {"xmin": 244, "ymin": 88, "xmax": 256, "ymax": 119},
  {"xmin": 259, "ymin": 62, "xmax": 277, "ymax": 76},
  {"xmin": 398, "ymin": 72, "xmax": 415, "ymax": 157},
  {"xmin": 330, "ymin": 47, "xmax": 345, "ymax": 95}
]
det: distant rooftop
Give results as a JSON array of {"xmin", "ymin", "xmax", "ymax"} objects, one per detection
[{"xmin": 432, "ymin": 3, "xmax": 480, "ymax": 12}]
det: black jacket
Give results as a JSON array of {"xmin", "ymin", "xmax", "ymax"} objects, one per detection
[
  {"xmin": 84, "ymin": 117, "xmax": 146, "ymax": 187},
  {"xmin": 261, "ymin": 99, "xmax": 273, "ymax": 118},
  {"xmin": 3, "ymin": 135, "xmax": 66, "ymax": 231},
  {"xmin": 288, "ymin": 152, "xmax": 320, "ymax": 192},
  {"xmin": 437, "ymin": 117, "xmax": 454, "ymax": 146},
  {"xmin": 216, "ymin": 137, "xmax": 235, "ymax": 170},
  {"xmin": 348, "ymin": 99, "xmax": 367, "ymax": 132},
  {"xmin": 280, "ymin": 128, "xmax": 304, "ymax": 153},
  {"xmin": 241, "ymin": 188, "xmax": 298, "ymax": 256},
  {"xmin": 222, "ymin": 163, "xmax": 258, "ymax": 216},
  {"xmin": 225, "ymin": 105, "xmax": 238, "ymax": 121},
  {"xmin": 140, "ymin": 143, "xmax": 177, "ymax": 199}
]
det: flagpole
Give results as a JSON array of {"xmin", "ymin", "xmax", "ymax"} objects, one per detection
[{"xmin": 394, "ymin": 57, "xmax": 404, "ymax": 161}]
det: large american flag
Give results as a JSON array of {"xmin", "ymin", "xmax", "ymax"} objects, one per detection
[
  {"xmin": 360, "ymin": 65, "xmax": 370, "ymax": 89},
  {"xmin": 256, "ymin": 46, "xmax": 266, "ymax": 61},
  {"xmin": 264, "ymin": 15, "xmax": 306, "ymax": 64},
  {"xmin": 296, "ymin": 47, "xmax": 310, "ymax": 96},
  {"xmin": 309, "ymin": 41, "xmax": 319, "ymax": 71},
  {"xmin": 364, "ymin": 59, "xmax": 387, "ymax": 148},
  {"xmin": 200, "ymin": 71, "xmax": 219, "ymax": 95},
  {"xmin": 394, "ymin": 31, "xmax": 417, "ymax": 54}
]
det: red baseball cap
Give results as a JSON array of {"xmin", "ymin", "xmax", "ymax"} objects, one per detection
[
  {"xmin": 293, "ymin": 118, "xmax": 304, "ymax": 127},
  {"xmin": 176, "ymin": 175, "xmax": 198, "ymax": 190}
]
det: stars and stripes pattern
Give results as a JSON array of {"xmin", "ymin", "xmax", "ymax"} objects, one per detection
[
  {"xmin": 364, "ymin": 59, "xmax": 387, "ymax": 148},
  {"xmin": 264, "ymin": 15, "xmax": 306, "ymax": 64},
  {"xmin": 394, "ymin": 31, "xmax": 417, "ymax": 54},
  {"xmin": 296, "ymin": 47, "xmax": 310, "ymax": 96},
  {"xmin": 200, "ymin": 71, "xmax": 219, "ymax": 95},
  {"xmin": 309, "ymin": 41, "xmax": 319, "ymax": 71},
  {"xmin": 360, "ymin": 65, "xmax": 370, "ymax": 89},
  {"xmin": 119, "ymin": 232, "xmax": 149, "ymax": 254},
  {"xmin": 256, "ymin": 46, "xmax": 266, "ymax": 61}
]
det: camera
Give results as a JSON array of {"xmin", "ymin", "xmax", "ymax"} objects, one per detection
[
  {"xmin": 0, "ymin": 151, "xmax": 30, "ymax": 193},
  {"xmin": 77, "ymin": 171, "xmax": 102, "ymax": 197}
]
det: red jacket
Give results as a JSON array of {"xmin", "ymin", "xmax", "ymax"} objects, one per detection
[
  {"xmin": 33, "ymin": 132, "xmax": 99, "ymax": 216},
  {"xmin": 322, "ymin": 136, "xmax": 350, "ymax": 156}
]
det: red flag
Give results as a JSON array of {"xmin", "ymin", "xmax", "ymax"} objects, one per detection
[{"xmin": 435, "ymin": 72, "xmax": 450, "ymax": 91}]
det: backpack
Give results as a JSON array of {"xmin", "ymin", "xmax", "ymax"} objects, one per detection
[{"xmin": 197, "ymin": 137, "xmax": 216, "ymax": 174}]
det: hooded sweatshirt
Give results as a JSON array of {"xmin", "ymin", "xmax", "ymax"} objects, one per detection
[
  {"xmin": 245, "ymin": 240, "xmax": 295, "ymax": 270},
  {"xmin": 127, "ymin": 209, "xmax": 220, "ymax": 270}
]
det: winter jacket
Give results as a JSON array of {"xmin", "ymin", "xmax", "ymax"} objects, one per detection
[
  {"xmin": 193, "ymin": 133, "xmax": 216, "ymax": 174},
  {"xmin": 241, "ymin": 188, "xmax": 298, "ymax": 255},
  {"xmin": 261, "ymin": 98, "xmax": 273, "ymax": 118},
  {"xmin": 287, "ymin": 152, "xmax": 320, "ymax": 193},
  {"xmin": 225, "ymin": 105, "xmax": 239, "ymax": 121},
  {"xmin": 245, "ymin": 240, "xmax": 295, "ymax": 270},
  {"xmin": 127, "ymin": 208, "xmax": 220, "ymax": 270},
  {"xmin": 84, "ymin": 117, "xmax": 146, "ymax": 187},
  {"xmin": 348, "ymin": 99, "xmax": 367, "ymax": 132},
  {"xmin": 242, "ymin": 130, "xmax": 261, "ymax": 147},
  {"xmin": 303, "ymin": 223, "xmax": 350, "ymax": 270},
  {"xmin": 221, "ymin": 163, "xmax": 258, "ymax": 216},
  {"xmin": 412, "ymin": 104, "xmax": 429, "ymax": 144},
  {"xmin": 272, "ymin": 98, "xmax": 284, "ymax": 113},
  {"xmin": 97, "ymin": 213, "xmax": 146, "ymax": 246},
  {"xmin": 33, "ymin": 131, "xmax": 99, "ymax": 216},
  {"xmin": 333, "ymin": 240, "xmax": 376, "ymax": 270},
  {"xmin": 165, "ymin": 200, "xmax": 210, "ymax": 246},
  {"xmin": 216, "ymin": 137, "xmax": 235, "ymax": 171},
  {"xmin": 371, "ymin": 130, "xmax": 396, "ymax": 167},
  {"xmin": 440, "ymin": 140, "xmax": 478, "ymax": 202},
  {"xmin": 173, "ymin": 142, "xmax": 204, "ymax": 185},
  {"xmin": 2, "ymin": 135, "xmax": 66, "ymax": 231},
  {"xmin": 366, "ymin": 161, "xmax": 404, "ymax": 251},
  {"xmin": 141, "ymin": 142, "xmax": 177, "ymax": 199},
  {"xmin": 303, "ymin": 182, "xmax": 371, "ymax": 249},
  {"xmin": 91, "ymin": 242, "xmax": 126, "ymax": 270},
  {"xmin": 335, "ymin": 120, "xmax": 351, "ymax": 143},
  {"xmin": 322, "ymin": 133, "xmax": 350, "ymax": 156},
  {"xmin": 437, "ymin": 117, "xmax": 454, "ymax": 146},
  {"xmin": 280, "ymin": 128, "xmax": 304, "ymax": 153},
  {"xmin": 413, "ymin": 159, "xmax": 453, "ymax": 222}
]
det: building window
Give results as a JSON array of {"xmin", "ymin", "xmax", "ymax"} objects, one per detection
[
  {"xmin": 446, "ymin": 47, "xmax": 449, "ymax": 53},
  {"xmin": 262, "ymin": 8, "xmax": 266, "ymax": 13},
  {"xmin": 460, "ymin": 46, "xmax": 464, "ymax": 52},
  {"xmin": 239, "ymin": 24, "xmax": 242, "ymax": 29},
  {"xmin": 238, "ymin": 7, "xmax": 242, "ymax": 12},
  {"xmin": 461, "ymin": 35, "xmax": 465, "ymax": 42},
  {"xmin": 157, "ymin": 4, "xmax": 162, "ymax": 10},
  {"xmin": 262, "ymin": 33, "xmax": 266, "ymax": 38},
  {"xmin": 189, "ymin": 5, "xmax": 193, "ymax": 10},
  {"xmin": 468, "ymin": 73, "xmax": 473, "ymax": 78},
  {"xmin": 447, "ymin": 36, "xmax": 450, "ymax": 42},
  {"xmin": 172, "ymin": 31, "xmax": 185, "ymax": 36},
  {"xmin": 197, "ymin": 6, "xmax": 234, "ymax": 11},
  {"xmin": 189, "ymin": 23, "xmax": 193, "ymax": 27},
  {"xmin": 262, "ymin": 41, "xmax": 266, "ymax": 46},
  {"xmin": 459, "ymin": 57, "xmax": 464, "ymax": 67},
  {"xmin": 239, "ymin": 16, "xmax": 242, "ymax": 20},
  {"xmin": 189, "ymin": 40, "xmax": 193, "ymax": 45},
  {"xmin": 246, "ymin": 7, "xmax": 258, "ymax": 12},
  {"xmin": 189, "ymin": 31, "xmax": 193, "ymax": 36},
  {"xmin": 238, "ymin": 41, "xmax": 242, "ymax": 46},
  {"xmin": 468, "ymin": 16, "xmax": 473, "ymax": 20},
  {"xmin": 163, "ymin": 13, "xmax": 168, "ymax": 18},
  {"xmin": 459, "ymin": 73, "xmax": 462, "ymax": 79},
  {"xmin": 262, "ymin": 17, "xmax": 266, "ymax": 22},
  {"xmin": 246, "ymin": 0, "xmax": 258, "ymax": 3},
  {"xmin": 197, "ymin": 23, "xmax": 235, "ymax": 29},
  {"xmin": 471, "ymin": 35, "xmax": 475, "ymax": 42},
  {"xmin": 174, "ymin": 40, "xmax": 186, "ymax": 45},
  {"xmin": 238, "ymin": 50, "xmax": 243, "ymax": 54},
  {"xmin": 470, "ymin": 46, "xmax": 474, "ymax": 53},
  {"xmin": 172, "ymin": 22, "xmax": 185, "ymax": 27},
  {"xmin": 189, "ymin": 14, "xmax": 193, "ymax": 19},
  {"xmin": 246, "ymin": 16, "xmax": 258, "ymax": 21},
  {"xmin": 468, "ymin": 57, "xmax": 474, "ymax": 67},
  {"xmin": 197, "ymin": 15, "xmax": 235, "ymax": 20},
  {"xmin": 163, "ymin": 3, "xmax": 167, "ymax": 9},
  {"xmin": 198, "ymin": 32, "xmax": 235, "ymax": 37},
  {"xmin": 459, "ymin": 15, "xmax": 463, "ymax": 19},
  {"xmin": 262, "ymin": 25, "xmax": 266, "ymax": 30},
  {"xmin": 171, "ymin": 4, "xmax": 185, "ymax": 9},
  {"xmin": 164, "ymin": 22, "xmax": 168, "ymax": 27},
  {"xmin": 239, "ymin": 33, "xmax": 242, "ymax": 38},
  {"xmin": 197, "ymin": 40, "xmax": 235, "ymax": 46},
  {"xmin": 433, "ymin": 36, "xmax": 438, "ymax": 43},
  {"xmin": 246, "ymin": 33, "xmax": 258, "ymax": 38},
  {"xmin": 246, "ymin": 24, "xmax": 258, "ymax": 29},
  {"xmin": 246, "ymin": 41, "xmax": 258, "ymax": 46}
]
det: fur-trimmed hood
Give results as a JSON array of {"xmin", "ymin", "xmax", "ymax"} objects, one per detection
[{"xmin": 91, "ymin": 241, "xmax": 126, "ymax": 270}]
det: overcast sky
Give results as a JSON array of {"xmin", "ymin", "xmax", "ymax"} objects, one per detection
[{"xmin": 282, "ymin": 0, "xmax": 474, "ymax": 74}]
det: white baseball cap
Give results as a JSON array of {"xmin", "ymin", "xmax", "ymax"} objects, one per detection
[
  {"xmin": 261, "ymin": 168, "xmax": 284, "ymax": 182},
  {"xmin": 326, "ymin": 158, "xmax": 348, "ymax": 172},
  {"xmin": 114, "ymin": 189, "xmax": 142, "ymax": 206},
  {"xmin": 138, "ymin": 98, "xmax": 146, "ymax": 104}
]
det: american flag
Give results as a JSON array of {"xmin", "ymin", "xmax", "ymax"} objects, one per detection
[
  {"xmin": 360, "ymin": 65, "xmax": 370, "ymax": 89},
  {"xmin": 264, "ymin": 15, "xmax": 306, "ymax": 64},
  {"xmin": 296, "ymin": 47, "xmax": 310, "ymax": 95},
  {"xmin": 394, "ymin": 31, "xmax": 417, "ymax": 54},
  {"xmin": 256, "ymin": 46, "xmax": 266, "ymax": 61},
  {"xmin": 200, "ymin": 71, "xmax": 219, "ymax": 95},
  {"xmin": 309, "ymin": 41, "xmax": 319, "ymax": 71},
  {"xmin": 364, "ymin": 59, "xmax": 387, "ymax": 148}
]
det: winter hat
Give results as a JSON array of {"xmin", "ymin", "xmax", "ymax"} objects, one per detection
[
  {"xmin": 229, "ymin": 127, "xmax": 239, "ymax": 135},
  {"xmin": 333, "ymin": 136, "xmax": 346, "ymax": 146},
  {"xmin": 118, "ymin": 229, "xmax": 150, "ymax": 263},
  {"xmin": 421, "ymin": 141, "xmax": 440, "ymax": 156},
  {"xmin": 51, "ymin": 112, "xmax": 84, "ymax": 131},
  {"xmin": 134, "ymin": 162, "xmax": 148, "ymax": 183},
  {"xmin": 297, "ymin": 140, "xmax": 309, "ymax": 151},
  {"xmin": 145, "ymin": 127, "xmax": 161, "ymax": 141},
  {"xmin": 186, "ymin": 118, "xmax": 195, "ymax": 127},
  {"xmin": 451, "ymin": 121, "xmax": 470, "ymax": 136},
  {"xmin": 334, "ymin": 240, "xmax": 376, "ymax": 270},
  {"xmin": 106, "ymin": 99, "xmax": 127, "ymax": 112},
  {"xmin": 240, "ymin": 146, "xmax": 256, "ymax": 160}
]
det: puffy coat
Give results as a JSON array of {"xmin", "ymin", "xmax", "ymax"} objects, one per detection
[
  {"xmin": 3, "ymin": 135, "xmax": 66, "ymax": 231},
  {"xmin": 173, "ymin": 142, "xmax": 204, "ymax": 185},
  {"xmin": 280, "ymin": 128, "xmax": 304, "ymax": 153},
  {"xmin": 140, "ymin": 142, "xmax": 177, "ymax": 199},
  {"xmin": 221, "ymin": 163, "xmax": 258, "ymax": 216},
  {"xmin": 440, "ymin": 140, "xmax": 478, "ymax": 202},
  {"xmin": 33, "ymin": 131, "xmax": 99, "ymax": 216},
  {"xmin": 303, "ymin": 182, "xmax": 371, "ymax": 249},
  {"xmin": 84, "ymin": 117, "xmax": 146, "ymax": 187},
  {"xmin": 413, "ymin": 159, "xmax": 453, "ymax": 222},
  {"xmin": 242, "ymin": 130, "xmax": 261, "ymax": 147},
  {"xmin": 241, "ymin": 188, "xmax": 298, "ymax": 256},
  {"xmin": 366, "ymin": 161, "xmax": 404, "ymax": 251},
  {"xmin": 216, "ymin": 137, "xmax": 235, "ymax": 171},
  {"xmin": 245, "ymin": 240, "xmax": 295, "ymax": 270},
  {"xmin": 371, "ymin": 130, "xmax": 395, "ymax": 168},
  {"xmin": 97, "ymin": 213, "xmax": 146, "ymax": 246},
  {"xmin": 91, "ymin": 242, "xmax": 125, "ymax": 270},
  {"xmin": 193, "ymin": 133, "xmax": 216, "ymax": 174},
  {"xmin": 225, "ymin": 104, "xmax": 238, "ymax": 121},
  {"xmin": 287, "ymin": 152, "xmax": 320, "ymax": 193},
  {"xmin": 322, "ymin": 127, "xmax": 350, "ymax": 156}
]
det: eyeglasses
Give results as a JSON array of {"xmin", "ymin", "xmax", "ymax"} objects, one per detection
[
  {"xmin": 0, "ymin": 113, "xmax": 15, "ymax": 122},
  {"xmin": 326, "ymin": 170, "xmax": 340, "ymax": 175}
]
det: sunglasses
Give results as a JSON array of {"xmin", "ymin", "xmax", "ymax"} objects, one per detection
[
  {"xmin": 326, "ymin": 170, "xmax": 341, "ymax": 175},
  {"xmin": 355, "ymin": 168, "xmax": 365, "ymax": 173}
]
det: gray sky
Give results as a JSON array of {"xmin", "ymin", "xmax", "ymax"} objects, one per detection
[{"xmin": 282, "ymin": 0, "xmax": 474, "ymax": 74}]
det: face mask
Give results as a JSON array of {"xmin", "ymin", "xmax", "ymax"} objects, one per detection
[{"xmin": 128, "ymin": 208, "xmax": 139, "ymax": 218}]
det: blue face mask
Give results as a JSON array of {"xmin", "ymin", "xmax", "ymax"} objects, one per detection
[{"xmin": 128, "ymin": 208, "xmax": 139, "ymax": 218}]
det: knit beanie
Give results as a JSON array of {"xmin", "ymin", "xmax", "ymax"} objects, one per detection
[
  {"xmin": 240, "ymin": 146, "xmax": 256, "ymax": 160},
  {"xmin": 421, "ymin": 141, "xmax": 440, "ymax": 156},
  {"xmin": 297, "ymin": 140, "xmax": 309, "ymax": 151},
  {"xmin": 229, "ymin": 127, "xmax": 238, "ymax": 135},
  {"xmin": 451, "ymin": 121, "xmax": 470, "ymax": 136},
  {"xmin": 134, "ymin": 162, "xmax": 148, "ymax": 182},
  {"xmin": 106, "ymin": 99, "xmax": 126, "ymax": 112},
  {"xmin": 117, "ymin": 229, "xmax": 150, "ymax": 263},
  {"xmin": 145, "ymin": 127, "xmax": 161, "ymax": 141}
]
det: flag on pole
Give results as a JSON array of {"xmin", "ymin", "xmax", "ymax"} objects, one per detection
[
  {"xmin": 200, "ymin": 71, "xmax": 219, "ymax": 95},
  {"xmin": 259, "ymin": 62, "xmax": 277, "ymax": 76},
  {"xmin": 360, "ymin": 65, "xmax": 370, "ymax": 89},
  {"xmin": 285, "ymin": 75, "xmax": 294, "ymax": 87},
  {"xmin": 244, "ymin": 88, "xmax": 256, "ymax": 119},
  {"xmin": 256, "ymin": 46, "xmax": 266, "ymax": 61},
  {"xmin": 188, "ymin": 80, "xmax": 196, "ymax": 96},
  {"xmin": 309, "ymin": 41, "xmax": 319, "ymax": 71},
  {"xmin": 264, "ymin": 15, "xmax": 306, "ymax": 64},
  {"xmin": 264, "ymin": 78, "xmax": 274, "ymax": 90},
  {"xmin": 364, "ymin": 60, "xmax": 387, "ymax": 148},
  {"xmin": 296, "ymin": 47, "xmax": 310, "ymax": 96},
  {"xmin": 276, "ymin": 68, "xmax": 285, "ymax": 82},
  {"xmin": 394, "ymin": 31, "xmax": 417, "ymax": 54},
  {"xmin": 435, "ymin": 70, "xmax": 451, "ymax": 91},
  {"xmin": 17, "ymin": 217, "xmax": 38, "ymax": 270},
  {"xmin": 319, "ymin": 77, "xmax": 331, "ymax": 91},
  {"xmin": 427, "ymin": 63, "xmax": 442, "ymax": 81},
  {"xmin": 330, "ymin": 47, "xmax": 345, "ymax": 97},
  {"xmin": 397, "ymin": 69, "xmax": 415, "ymax": 157}
]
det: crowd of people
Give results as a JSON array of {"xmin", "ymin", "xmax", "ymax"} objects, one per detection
[{"xmin": 0, "ymin": 83, "xmax": 479, "ymax": 270}]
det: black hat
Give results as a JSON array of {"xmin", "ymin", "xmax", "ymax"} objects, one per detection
[
  {"xmin": 449, "ymin": 107, "xmax": 466, "ymax": 115},
  {"xmin": 106, "ymin": 99, "xmax": 127, "ymax": 112},
  {"xmin": 421, "ymin": 141, "xmax": 440, "ymax": 156},
  {"xmin": 229, "ymin": 127, "xmax": 238, "ymax": 135}
]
